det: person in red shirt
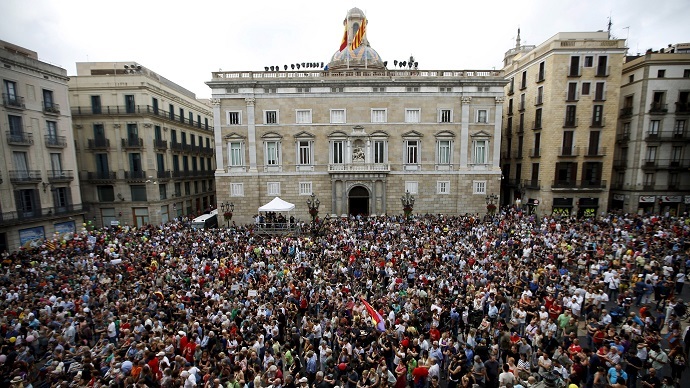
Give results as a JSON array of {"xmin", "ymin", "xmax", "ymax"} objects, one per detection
[
  {"xmin": 147, "ymin": 350, "xmax": 161, "ymax": 380},
  {"xmin": 548, "ymin": 303, "xmax": 562, "ymax": 322},
  {"xmin": 412, "ymin": 364, "xmax": 429, "ymax": 387},
  {"xmin": 568, "ymin": 338, "xmax": 583, "ymax": 359},
  {"xmin": 429, "ymin": 325, "xmax": 441, "ymax": 342}
]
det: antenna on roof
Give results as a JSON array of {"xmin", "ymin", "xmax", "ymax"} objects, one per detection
[{"xmin": 607, "ymin": 15, "xmax": 612, "ymax": 39}]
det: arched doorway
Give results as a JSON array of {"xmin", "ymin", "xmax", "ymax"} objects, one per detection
[{"xmin": 348, "ymin": 186, "xmax": 369, "ymax": 216}]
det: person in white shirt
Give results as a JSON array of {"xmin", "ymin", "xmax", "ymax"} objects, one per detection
[{"xmin": 498, "ymin": 363, "xmax": 516, "ymax": 387}]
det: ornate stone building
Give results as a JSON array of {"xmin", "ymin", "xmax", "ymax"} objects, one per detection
[{"xmin": 208, "ymin": 8, "xmax": 506, "ymax": 223}]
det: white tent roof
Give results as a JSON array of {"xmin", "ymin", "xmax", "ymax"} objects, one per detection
[{"xmin": 258, "ymin": 197, "xmax": 296, "ymax": 212}]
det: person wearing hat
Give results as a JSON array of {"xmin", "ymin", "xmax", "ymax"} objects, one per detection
[{"xmin": 9, "ymin": 376, "xmax": 23, "ymax": 387}]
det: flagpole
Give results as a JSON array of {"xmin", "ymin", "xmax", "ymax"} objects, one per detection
[{"xmin": 346, "ymin": 11, "xmax": 350, "ymax": 70}]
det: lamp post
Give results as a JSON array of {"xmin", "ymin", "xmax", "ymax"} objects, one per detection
[
  {"xmin": 306, "ymin": 192, "xmax": 320, "ymax": 223},
  {"xmin": 485, "ymin": 193, "xmax": 498, "ymax": 215},
  {"xmin": 400, "ymin": 191, "xmax": 415, "ymax": 220},
  {"xmin": 516, "ymin": 183, "xmax": 525, "ymax": 209},
  {"xmin": 220, "ymin": 201, "xmax": 234, "ymax": 228}
]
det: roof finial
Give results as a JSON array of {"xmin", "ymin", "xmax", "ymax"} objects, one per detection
[{"xmin": 516, "ymin": 27, "xmax": 521, "ymax": 49}]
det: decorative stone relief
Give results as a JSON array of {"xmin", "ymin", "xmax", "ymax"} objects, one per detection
[
  {"xmin": 210, "ymin": 98, "xmax": 221, "ymax": 106},
  {"xmin": 461, "ymin": 96, "xmax": 472, "ymax": 104}
]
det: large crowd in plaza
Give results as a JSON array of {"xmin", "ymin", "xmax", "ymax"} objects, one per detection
[{"xmin": 1, "ymin": 208, "xmax": 689, "ymax": 388}]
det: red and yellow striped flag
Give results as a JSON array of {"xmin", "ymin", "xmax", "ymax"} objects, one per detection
[
  {"xmin": 339, "ymin": 24, "xmax": 348, "ymax": 51},
  {"xmin": 350, "ymin": 18, "xmax": 367, "ymax": 50}
]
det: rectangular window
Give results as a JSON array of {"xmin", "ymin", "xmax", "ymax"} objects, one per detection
[
  {"xmin": 331, "ymin": 87, "xmax": 344, "ymax": 93},
  {"xmin": 371, "ymin": 109, "xmax": 387, "ymax": 123},
  {"xmin": 6, "ymin": 115, "xmax": 21, "ymax": 139},
  {"xmin": 649, "ymin": 120, "xmax": 660, "ymax": 135},
  {"xmin": 332, "ymin": 141, "xmax": 344, "ymax": 164},
  {"xmin": 124, "ymin": 95, "xmax": 135, "ymax": 113},
  {"xmin": 264, "ymin": 88, "xmax": 276, "ymax": 94},
  {"xmin": 562, "ymin": 131, "xmax": 574, "ymax": 155},
  {"xmin": 584, "ymin": 56, "xmax": 594, "ymax": 67},
  {"xmin": 298, "ymin": 140, "xmax": 312, "ymax": 165},
  {"xmin": 330, "ymin": 109, "xmax": 346, "ymax": 124},
  {"xmin": 671, "ymin": 146, "xmax": 683, "ymax": 162},
  {"xmin": 227, "ymin": 111, "xmax": 241, "ymax": 125},
  {"xmin": 406, "ymin": 87, "xmax": 419, "ymax": 92},
  {"xmin": 229, "ymin": 142, "xmax": 243, "ymax": 166},
  {"xmin": 439, "ymin": 109, "xmax": 452, "ymax": 123},
  {"xmin": 588, "ymin": 131, "xmax": 600, "ymax": 155},
  {"xmin": 405, "ymin": 140, "xmax": 419, "ymax": 164},
  {"xmin": 437, "ymin": 181, "xmax": 450, "ymax": 194},
  {"xmin": 658, "ymin": 69, "xmax": 666, "ymax": 78},
  {"xmin": 189, "ymin": 112, "xmax": 194, "ymax": 125},
  {"xmin": 230, "ymin": 183, "xmax": 244, "ymax": 197},
  {"xmin": 537, "ymin": 62, "xmax": 545, "ymax": 81},
  {"xmin": 581, "ymin": 82, "xmax": 591, "ymax": 95},
  {"xmin": 97, "ymin": 185, "xmax": 115, "ymax": 202},
  {"xmin": 267, "ymin": 182, "xmax": 280, "ymax": 196},
  {"xmin": 53, "ymin": 187, "xmax": 69, "ymax": 209},
  {"xmin": 534, "ymin": 108, "xmax": 542, "ymax": 129},
  {"xmin": 159, "ymin": 184, "xmax": 167, "ymax": 200},
  {"xmin": 179, "ymin": 108, "xmax": 185, "ymax": 123},
  {"xmin": 296, "ymin": 87, "xmax": 310, "ymax": 93},
  {"xmin": 133, "ymin": 207, "xmax": 149, "ymax": 226},
  {"xmin": 473, "ymin": 181, "xmax": 486, "ymax": 195},
  {"xmin": 373, "ymin": 87, "xmax": 386, "ymax": 92},
  {"xmin": 156, "ymin": 153, "xmax": 164, "ymax": 172},
  {"xmin": 674, "ymin": 120, "xmax": 686, "ymax": 135},
  {"xmin": 50, "ymin": 153, "xmax": 62, "ymax": 172},
  {"xmin": 520, "ymin": 71, "xmax": 527, "ymax": 89},
  {"xmin": 15, "ymin": 189, "xmax": 38, "ymax": 217},
  {"xmin": 169, "ymin": 104, "xmax": 174, "ymax": 120},
  {"xmin": 646, "ymin": 146, "xmax": 658, "ymax": 161},
  {"xmin": 373, "ymin": 140, "xmax": 386, "ymax": 164},
  {"xmin": 569, "ymin": 56, "xmax": 581, "ymax": 76},
  {"xmin": 197, "ymin": 114, "xmax": 201, "ymax": 128},
  {"xmin": 42, "ymin": 89, "xmax": 55, "ymax": 109},
  {"xmin": 440, "ymin": 87, "xmax": 453, "ymax": 93},
  {"xmin": 592, "ymin": 105, "xmax": 604, "ymax": 126},
  {"xmin": 405, "ymin": 181, "xmax": 418, "ymax": 195},
  {"xmin": 296, "ymin": 109, "xmax": 312, "ymax": 124},
  {"xmin": 265, "ymin": 110, "xmax": 278, "ymax": 124},
  {"xmin": 565, "ymin": 105, "xmax": 577, "ymax": 126},
  {"xmin": 299, "ymin": 182, "xmax": 312, "ymax": 195},
  {"xmin": 536, "ymin": 86, "xmax": 544, "ymax": 104},
  {"xmin": 265, "ymin": 141, "xmax": 280, "ymax": 165},
  {"xmin": 477, "ymin": 109, "xmax": 488, "ymax": 123},
  {"xmin": 567, "ymin": 82, "xmax": 578, "ymax": 101},
  {"xmin": 473, "ymin": 140, "xmax": 487, "ymax": 164},
  {"xmin": 594, "ymin": 82, "xmax": 605, "ymax": 101},
  {"xmin": 91, "ymin": 95, "xmax": 101, "ymax": 114},
  {"xmin": 437, "ymin": 140, "xmax": 451, "ymax": 164},
  {"xmin": 130, "ymin": 185, "xmax": 147, "ymax": 201},
  {"xmin": 405, "ymin": 109, "xmax": 421, "ymax": 123}
]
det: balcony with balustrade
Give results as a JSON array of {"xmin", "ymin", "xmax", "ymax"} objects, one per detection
[
  {"xmin": 649, "ymin": 102, "xmax": 668, "ymax": 114},
  {"xmin": 87, "ymin": 138, "xmax": 110, "ymax": 150},
  {"xmin": 557, "ymin": 146, "xmax": 580, "ymax": 157},
  {"xmin": 2, "ymin": 93, "xmax": 25, "ymax": 109},
  {"xmin": 70, "ymin": 105, "xmax": 214, "ymax": 132},
  {"xmin": 45, "ymin": 135, "xmax": 67, "ymax": 148},
  {"xmin": 85, "ymin": 171, "xmax": 117, "ymax": 182},
  {"xmin": 42, "ymin": 101, "xmax": 60, "ymax": 115},
  {"xmin": 0, "ymin": 204, "xmax": 86, "ymax": 226},
  {"xmin": 6, "ymin": 131, "xmax": 33, "ymax": 146},
  {"xmin": 328, "ymin": 163, "xmax": 390, "ymax": 172},
  {"xmin": 47, "ymin": 170, "xmax": 74, "ymax": 182},
  {"xmin": 121, "ymin": 137, "xmax": 144, "ymax": 149},
  {"xmin": 9, "ymin": 170, "xmax": 42, "ymax": 183}
]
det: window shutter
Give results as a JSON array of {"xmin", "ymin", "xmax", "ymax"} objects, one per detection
[
  {"xmin": 32, "ymin": 189, "xmax": 41, "ymax": 214},
  {"xmin": 13, "ymin": 190, "xmax": 22, "ymax": 212}
]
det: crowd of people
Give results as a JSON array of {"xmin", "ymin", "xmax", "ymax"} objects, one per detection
[{"xmin": 0, "ymin": 208, "xmax": 689, "ymax": 388}]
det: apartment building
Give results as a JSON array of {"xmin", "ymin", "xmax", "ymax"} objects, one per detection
[
  {"xmin": 501, "ymin": 31, "xmax": 627, "ymax": 217},
  {"xmin": 69, "ymin": 62, "xmax": 215, "ymax": 227},
  {"xmin": 611, "ymin": 47, "xmax": 690, "ymax": 215},
  {"xmin": 0, "ymin": 40, "xmax": 84, "ymax": 252}
]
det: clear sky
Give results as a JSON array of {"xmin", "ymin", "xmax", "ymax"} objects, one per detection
[{"xmin": 1, "ymin": 0, "xmax": 688, "ymax": 99}]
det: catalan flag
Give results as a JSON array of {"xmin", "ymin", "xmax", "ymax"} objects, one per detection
[
  {"xmin": 339, "ymin": 24, "xmax": 348, "ymax": 52},
  {"xmin": 360, "ymin": 296, "xmax": 386, "ymax": 332},
  {"xmin": 350, "ymin": 18, "xmax": 367, "ymax": 50}
]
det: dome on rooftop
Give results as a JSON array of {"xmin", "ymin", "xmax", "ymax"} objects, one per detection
[{"xmin": 327, "ymin": 8, "xmax": 385, "ymax": 71}]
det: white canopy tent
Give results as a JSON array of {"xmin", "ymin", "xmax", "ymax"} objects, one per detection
[{"xmin": 258, "ymin": 197, "xmax": 295, "ymax": 212}]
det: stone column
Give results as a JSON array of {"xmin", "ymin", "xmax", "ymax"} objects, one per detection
[
  {"xmin": 493, "ymin": 97, "xmax": 504, "ymax": 168},
  {"xmin": 460, "ymin": 97, "xmax": 472, "ymax": 168},
  {"xmin": 245, "ymin": 97, "xmax": 258, "ymax": 172},
  {"xmin": 211, "ymin": 98, "xmax": 224, "ymax": 173}
]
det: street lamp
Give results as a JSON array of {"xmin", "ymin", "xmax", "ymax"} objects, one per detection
[
  {"xmin": 306, "ymin": 193, "xmax": 320, "ymax": 224},
  {"xmin": 220, "ymin": 201, "xmax": 234, "ymax": 228},
  {"xmin": 485, "ymin": 193, "xmax": 498, "ymax": 215},
  {"xmin": 401, "ymin": 191, "xmax": 415, "ymax": 220},
  {"xmin": 516, "ymin": 183, "xmax": 526, "ymax": 209}
]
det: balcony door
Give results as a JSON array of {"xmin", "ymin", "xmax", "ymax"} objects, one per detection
[
  {"xmin": 13, "ymin": 152, "xmax": 29, "ymax": 178},
  {"xmin": 14, "ymin": 189, "xmax": 40, "ymax": 218}
]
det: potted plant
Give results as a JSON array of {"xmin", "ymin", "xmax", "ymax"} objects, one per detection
[{"xmin": 486, "ymin": 203, "xmax": 497, "ymax": 214}]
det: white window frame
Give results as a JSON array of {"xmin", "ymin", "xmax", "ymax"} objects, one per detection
[
  {"xmin": 230, "ymin": 183, "xmax": 244, "ymax": 197},
  {"xmin": 330, "ymin": 140, "xmax": 344, "ymax": 164},
  {"xmin": 264, "ymin": 110, "xmax": 279, "ymax": 125},
  {"xmin": 299, "ymin": 182, "xmax": 312, "ymax": 195},
  {"xmin": 371, "ymin": 108, "xmax": 387, "ymax": 123},
  {"xmin": 372, "ymin": 139, "xmax": 388, "ymax": 164},
  {"xmin": 330, "ymin": 109, "xmax": 346, "ymax": 124},
  {"xmin": 476, "ymin": 109, "xmax": 488, "ymax": 123},
  {"xmin": 226, "ymin": 110, "xmax": 242, "ymax": 125},
  {"xmin": 473, "ymin": 181, "xmax": 487, "ymax": 195},
  {"xmin": 296, "ymin": 109, "xmax": 312, "ymax": 124},
  {"xmin": 404, "ymin": 139, "xmax": 420, "ymax": 165},
  {"xmin": 405, "ymin": 181, "xmax": 418, "ymax": 195},
  {"xmin": 436, "ymin": 139, "xmax": 452, "ymax": 165},
  {"xmin": 472, "ymin": 139, "xmax": 488, "ymax": 165},
  {"xmin": 437, "ymin": 181, "xmax": 450, "ymax": 195},
  {"xmin": 674, "ymin": 120, "xmax": 686, "ymax": 135},
  {"xmin": 264, "ymin": 140, "xmax": 282, "ymax": 167},
  {"xmin": 228, "ymin": 141, "xmax": 244, "ymax": 167},
  {"xmin": 406, "ymin": 87, "xmax": 419, "ymax": 92},
  {"xmin": 267, "ymin": 182, "xmax": 281, "ymax": 196},
  {"xmin": 439, "ymin": 109, "xmax": 453, "ymax": 123},
  {"xmin": 296, "ymin": 139, "xmax": 314, "ymax": 165},
  {"xmin": 331, "ymin": 87, "xmax": 344, "ymax": 93},
  {"xmin": 405, "ymin": 108, "xmax": 421, "ymax": 123},
  {"xmin": 373, "ymin": 87, "xmax": 386, "ymax": 93}
]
